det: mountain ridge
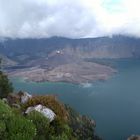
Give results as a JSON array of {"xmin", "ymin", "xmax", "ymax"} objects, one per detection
[{"xmin": 1, "ymin": 35, "xmax": 140, "ymax": 62}]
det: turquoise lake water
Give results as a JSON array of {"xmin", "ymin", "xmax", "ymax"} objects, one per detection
[{"xmin": 11, "ymin": 59, "xmax": 140, "ymax": 140}]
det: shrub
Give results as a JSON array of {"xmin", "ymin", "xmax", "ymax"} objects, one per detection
[
  {"xmin": 0, "ymin": 100, "xmax": 36, "ymax": 140},
  {"xmin": 27, "ymin": 111, "xmax": 50, "ymax": 140},
  {"xmin": 6, "ymin": 115, "xmax": 36, "ymax": 140},
  {"xmin": 49, "ymin": 118, "xmax": 76, "ymax": 140},
  {"xmin": 65, "ymin": 105, "xmax": 97, "ymax": 140},
  {"xmin": 50, "ymin": 133, "xmax": 69, "ymax": 140},
  {"xmin": 26, "ymin": 111, "xmax": 77, "ymax": 140},
  {"xmin": 0, "ymin": 71, "xmax": 13, "ymax": 98},
  {"xmin": 23, "ymin": 95, "xmax": 68, "ymax": 121}
]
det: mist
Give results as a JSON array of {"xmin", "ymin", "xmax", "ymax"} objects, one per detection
[{"xmin": 0, "ymin": 0, "xmax": 140, "ymax": 38}]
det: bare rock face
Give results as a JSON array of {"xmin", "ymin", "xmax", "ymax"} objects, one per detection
[
  {"xmin": 25, "ymin": 104, "xmax": 56, "ymax": 122},
  {"xmin": 18, "ymin": 91, "xmax": 32, "ymax": 104},
  {"xmin": 127, "ymin": 135, "xmax": 140, "ymax": 140}
]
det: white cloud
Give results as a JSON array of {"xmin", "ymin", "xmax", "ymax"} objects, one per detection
[{"xmin": 0, "ymin": 0, "xmax": 140, "ymax": 38}]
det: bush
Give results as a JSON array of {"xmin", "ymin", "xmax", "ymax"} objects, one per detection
[
  {"xmin": 50, "ymin": 133, "xmax": 69, "ymax": 140},
  {"xmin": 26, "ymin": 111, "xmax": 77, "ymax": 140},
  {"xmin": 65, "ymin": 105, "xmax": 97, "ymax": 140},
  {"xmin": 27, "ymin": 111, "xmax": 50, "ymax": 140},
  {"xmin": 6, "ymin": 115, "xmax": 36, "ymax": 140},
  {"xmin": 49, "ymin": 118, "xmax": 77, "ymax": 140},
  {"xmin": 23, "ymin": 95, "xmax": 68, "ymax": 121},
  {"xmin": 0, "ymin": 71, "xmax": 13, "ymax": 98},
  {"xmin": 0, "ymin": 100, "xmax": 36, "ymax": 140}
]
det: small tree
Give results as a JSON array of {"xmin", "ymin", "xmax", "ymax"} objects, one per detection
[
  {"xmin": 0, "ymin": 100, "xmax": 36, "ymax": 140},
  {"xmin": 0, "ymin": 58, "xmax": 13, "ymax": 98},
  {"xmin": 0, "ymin": 58, "xmax": 2, "ymax": 71},
  {"xmin": 0, "ymin": 73, "xmax": 13, "ymax": 98},
  {"xmin": 27, "ymin": 111, "xmax": 50, "ymax": 140}
]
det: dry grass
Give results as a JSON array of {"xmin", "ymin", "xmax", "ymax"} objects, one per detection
[{"xmin": 23, "ymin": 95, "xmax": 69, "ymax": 121}]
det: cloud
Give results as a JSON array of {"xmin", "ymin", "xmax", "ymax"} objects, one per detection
[{"xmin": 0, "ymin": 0, "xmax": 140, "ymax": 38}]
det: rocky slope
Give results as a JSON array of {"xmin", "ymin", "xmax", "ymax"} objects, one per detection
[{"xmin": 4, "ymin": 91, "xmax": 102, "ymax": 140}]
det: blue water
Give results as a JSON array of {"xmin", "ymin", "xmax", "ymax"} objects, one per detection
[{"xmin": 11, "ymin": 59, "xmax": 140, "ymax": 140}]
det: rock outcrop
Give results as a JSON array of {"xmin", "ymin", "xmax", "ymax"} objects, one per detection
[
  {"xmin": 18, "ymin": 91, "xmax": 32, "ymax": 104},
  {"xmin": 7, "ymin": 91, "xmax": 32, "ymax": 107},
  {"xmin": 128, "ymin": 135, "xmax": 140, "ymax": 140},
  {"xmin": 25, "ymin": 104, "xmax": 56, "ymax": 122}
]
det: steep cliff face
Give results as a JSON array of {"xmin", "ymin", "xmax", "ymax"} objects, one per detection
[
  {"xmin": 1, "ymin": 35, "xmax": 140, "ymax": 61},
  {"xmin": 57, "ymin": 36, "xmax": 140, "ymax": 58}
]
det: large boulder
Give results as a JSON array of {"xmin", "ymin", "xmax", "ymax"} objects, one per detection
[{"xmin": 25, "ymin": 104, "xmax": 56, "ymax": 122}]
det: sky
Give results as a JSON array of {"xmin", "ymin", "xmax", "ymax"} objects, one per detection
[{"xmin": 0, "ymin": 0, "xmax": 140, "ymax": 38}]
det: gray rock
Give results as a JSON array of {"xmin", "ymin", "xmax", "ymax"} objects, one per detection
[
  {"xmin": 20, "ymin": 92, "xmax": 32, "ymax": 104},
  {"xmin": 127, "ymin": 135, "xmax": 140, "ymax": 140},
  {"xmin": 25, "ymin": 104, "xmax": 56, "ymax": 122}
]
